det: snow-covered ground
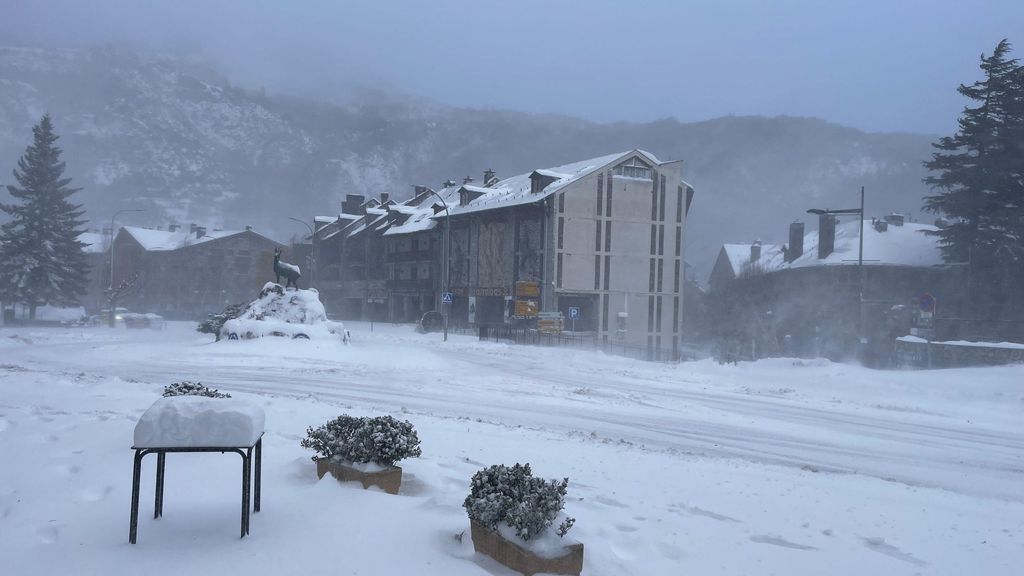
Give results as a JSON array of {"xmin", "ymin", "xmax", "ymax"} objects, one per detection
[{"xmin": 1, "ymin": 322, "xmax": 1022, "ymax": 575}]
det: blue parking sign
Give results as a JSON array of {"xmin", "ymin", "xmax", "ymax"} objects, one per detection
[{"xmin": 568, "ymin": 306, "xmax": 580, "ymax": 319}]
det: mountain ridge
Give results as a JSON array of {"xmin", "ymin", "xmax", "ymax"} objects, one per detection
[{"xmin": 0, "ymin": 45, "xmax": 938, "ymax": 280}]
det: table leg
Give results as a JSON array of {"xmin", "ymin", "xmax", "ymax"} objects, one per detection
[
  {"xmin": 254, "ymin": 438, "xmax": 262, "ymax": 513},
  {"xmin": 241, "ymin": 448, "xmax": 251, "ymax": 537},
  {"xmin": 129, "ymin": 450, "xmax": 144, "ymax": 544},
  {"xmin": 154, "ymin": 451, "xmax": 166, "ymax": 519}
]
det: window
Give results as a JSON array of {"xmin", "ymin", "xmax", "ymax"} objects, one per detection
[{"xmin": 613, "ymin": 157, "xmax": 653, "ymax": 180}]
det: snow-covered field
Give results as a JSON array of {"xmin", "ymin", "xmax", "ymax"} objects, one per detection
[{"xmin": 1, "ymin": 322, "xmax": 1022, "ymax": 575}]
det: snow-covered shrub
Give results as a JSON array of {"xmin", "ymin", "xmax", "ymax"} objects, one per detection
[
  {"xmin": 464, "ymin": 463, "xmax": 576, "ymax": 541},
  {"xmin": 197, "ymin": 303, "xmax": 245, "ymax": 340},
  {"xmin": 162, "ymin": 381, "xmax": 232, "ymax": 398},
  {"xmin": 301, "ymin": 415, "xmax": 422, "ymax": 467}
]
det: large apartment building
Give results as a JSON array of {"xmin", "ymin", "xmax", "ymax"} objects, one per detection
[{"xmin": 316, "ymin": 150, "xmax": 695, "ymax": 355}]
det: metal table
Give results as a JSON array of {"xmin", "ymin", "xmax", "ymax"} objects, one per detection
[{"xmin": 129, "ymin": 435, "xmax": 263, "ymax": 544}]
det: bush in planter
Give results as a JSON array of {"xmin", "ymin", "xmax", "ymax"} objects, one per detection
[
  {"xmin": 464, "ymin": 463, "xmax": 576, "ymax": 542},
  {"xmin": 301, "ymin": 415, "xmax": 422, "ymax": 466},
  {"xmin": 163, "ymin": 381, "xmax": 232, "ymax": 398}
]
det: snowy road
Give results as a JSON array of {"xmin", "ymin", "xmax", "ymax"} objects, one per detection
[
  {"xmin": 3, "ymin": 322, "xmax": 1023, "ymax": 575},
  {"xmin": 11, "ymin": 322, "xmax": 1024, "ymax": 500}
]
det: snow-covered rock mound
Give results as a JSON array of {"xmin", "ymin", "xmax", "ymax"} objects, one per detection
[{"xmin": 221, "ymin": 282, "xmax": 349, "ymax": 342}]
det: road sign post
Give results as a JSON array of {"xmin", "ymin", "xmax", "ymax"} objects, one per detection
[{"xmin": 568, "ymin": 307, "xmax": 580, "ymax": 333}]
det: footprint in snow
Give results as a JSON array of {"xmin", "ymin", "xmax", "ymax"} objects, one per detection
[
  {"xmin": 862, "ymin": 536, "xmax": 928, "ymax": 567},
  {"xmin": 750, "ymin": 534, "xmax": 817, "ymax": 550},
  {"xmin": 78, "ymin": 485, "xmax": 114, "ymax": 502},
  {"xmin": 35, "ymin": 523, "xmax": 60, "ymax": 544},
  {"xmin": 673, "ymin": 504, "xmax": 740, "ymax": 523},
  {"xmin": 593, "ymin": 495, "xmax": 628, "ymax": 508}
]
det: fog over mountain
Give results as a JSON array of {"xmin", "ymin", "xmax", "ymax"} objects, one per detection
[{"xmin": 0, "ymin": 45, "xmax": 935, "ymax": 280}]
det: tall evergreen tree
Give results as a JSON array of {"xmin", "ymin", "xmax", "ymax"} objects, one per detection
[
  {"xmin": 0, "ymin": 114, "xmax": 90, "ymax": 320},
  {"xmin": 923, "ymin": 40, "xmax": 1024, "ymax": 322},
  {"xmin": 923, "ymin": 40, "xmax": 1023, "ymax": 261}
]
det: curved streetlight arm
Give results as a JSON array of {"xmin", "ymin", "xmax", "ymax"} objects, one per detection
[
  {"xmin": 425, "ymin": 189, "xmax": 451, "ymax": 342},
  {"xmin": 287, "ymin": 216, "xmax": 317, "ymax": 289}
]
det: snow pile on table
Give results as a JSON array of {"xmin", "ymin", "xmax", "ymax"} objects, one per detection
[
  {"xmin": 133, "ymin": 396, "xmax": 265, "ymax": 448},
  {"xmin": 221, "ymin": 282, "xmax": 348, "ymax": 341}
]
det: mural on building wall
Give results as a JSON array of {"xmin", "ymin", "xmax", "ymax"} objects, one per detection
[
  {"xmin": 515, "ymin": 218, "xmax": 542, "ymax": 281},
  {"xmin": 478, "ymin": 221, "xmax": 506, "ymax": 287}
]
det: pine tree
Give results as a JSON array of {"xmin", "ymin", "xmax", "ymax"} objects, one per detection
[
  {"xmin": 0, "ymin": 114, "xmax": 90, "ymax": 320},
  {"xmin": 924, "ymin": 40, "xmax": 1022, "ymax": 260},
  {"xmin": 923, "ymin": 40, "xmax": 1024, "ymax": 322}
]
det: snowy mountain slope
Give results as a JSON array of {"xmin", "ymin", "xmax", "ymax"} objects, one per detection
[{"xmin": 0, "ymin": 46, "xmax": 936, "ymax": 277}]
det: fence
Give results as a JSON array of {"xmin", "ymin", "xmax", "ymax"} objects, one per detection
[{"xmin": 477, "ymin": 324, "xmax": 684, "ymax": 363}]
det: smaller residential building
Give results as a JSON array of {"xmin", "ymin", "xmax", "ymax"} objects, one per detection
[
  {"xmin": 708, "ymin": 214, "xmax": 967, "ymax": 363},
  {"xmin": 110, "ymin": 225, "xmax": 283, "ymax": 319}
]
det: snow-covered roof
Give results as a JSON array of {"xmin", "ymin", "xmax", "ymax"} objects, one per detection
[
  {"xmin": 442, "ymin": 150, "xmax": 650, "ymax": 218},
  {"xmin": 720, "ymin": 220, "xmax": 944, "ymax": 277},
  {"xmin": 722, "ymin": 243, "xmax": 784, "ymax": 276},
  {"xmin": 78, "ymin": 232, "xmax": 106, "ymax": 253},
  {"xmin": 120, "ymin": 226, "xmax": 276, "ymax": 251}
]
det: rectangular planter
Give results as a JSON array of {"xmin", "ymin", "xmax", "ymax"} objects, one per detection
[
  {"xmin": 315, "ymin": 459, "xmax": 402, "ymax": 495},
  {"xmin": 470, "ymin": 519, "xmax": 583, "ymax": 576}
]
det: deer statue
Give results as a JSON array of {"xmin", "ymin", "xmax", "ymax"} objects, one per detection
[{"xmin": 273, "ymin": 247, "xmax": 302, "ymax": 289}]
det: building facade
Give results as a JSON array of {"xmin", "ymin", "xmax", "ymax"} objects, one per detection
[
  {"xmin": 111, "ymin": 225, "xmax": 283, "ymax": 319},
  {"xmin": 318, "ymin": 150, "xmax": 696, "ymax": 356}
]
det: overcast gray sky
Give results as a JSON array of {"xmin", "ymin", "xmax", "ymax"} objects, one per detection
[{"xmin": 2, "ymin": 0, "xmax": 1021, "ymax": 134}]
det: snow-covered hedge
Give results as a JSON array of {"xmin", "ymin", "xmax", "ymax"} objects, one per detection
[
  {"xmin": 301, "ymin": 415, "xmax": 422, "ymax": 467},
  {"xmin": 197, "ymin": 303, "xmax": 245, "ymax": 340},
  {"xmin": 464, "ymin": 463, "xmax": 576, "ymax": 542},
  {"xmin": 162, "ymin": 381, "xmax": 232, "ymax": 398}
]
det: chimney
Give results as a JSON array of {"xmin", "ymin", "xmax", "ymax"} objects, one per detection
[
  {"xmin": 168, "ymin": 223, "xmax": 180, "ymax": 233},
  {"xmin": 484, "ymin": 169, "xmax": 496, "ymax": 186},
  {"xmin": 463, "ymin": 175, "xmax": 474, "ymax": 185},
  {"xmin": 380, "ymin": 192, "xmax": 389, "ymax": 205},
  {"xmin": 245, "ymin": 225, "xmax": 253, "ymax": 232},
  {"xmin": 189, "ymin": 223, "xmax": 198, "ymax": 234},
  {"xmin": 342, "ymin": 194, "xmax": 366, "ymax": 215},
  {"xmin": 884, "ymin": 213, "xmax": 905, "ymax": 227},
  {"xmin": 787, "ymin": 221, "xmax": 804, "ymax": 263},
  {"xmin": 443, "ymin": 179, "xmax": 456, "ymax": 188},
  {"xmin": 817, "ymin": 214, "xmax": 836, "ymax": 259},
  {"xmin": 195, "ymin": 226, "xmax": 206, "ymax": 239},
  {"xmin": 750, "ymin": 240, "xmax": 762, "ymax": 262}
]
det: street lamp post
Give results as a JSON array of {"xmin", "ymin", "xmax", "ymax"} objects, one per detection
[
  {"xmin": 807, "ymin": 186, "xmax": 866, "ymax": 352},
  {"xmin": 109, "ymin": 208, "xmax": 145, "ymax": 289},
  {"xmin": 424, "ymin": 188, "xmax": 451, "ymax": 342},
  {"xmin": 288, "ymin": 216, "xmax": 317, "ymax": 290}
]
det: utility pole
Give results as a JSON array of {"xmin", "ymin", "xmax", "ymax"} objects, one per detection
[{"xmin": 424, "ymin": 188, "xmax": 451, "ymax": 342}]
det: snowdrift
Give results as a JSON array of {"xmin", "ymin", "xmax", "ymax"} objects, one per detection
[{"xmin": 221, "ymin": 283, "xmax": 349, "ymax": 342}]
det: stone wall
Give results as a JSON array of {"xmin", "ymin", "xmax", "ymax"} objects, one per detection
[{"xmin": 895, "ymin": 337, "xmax": 1024, "ymax": 368}]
